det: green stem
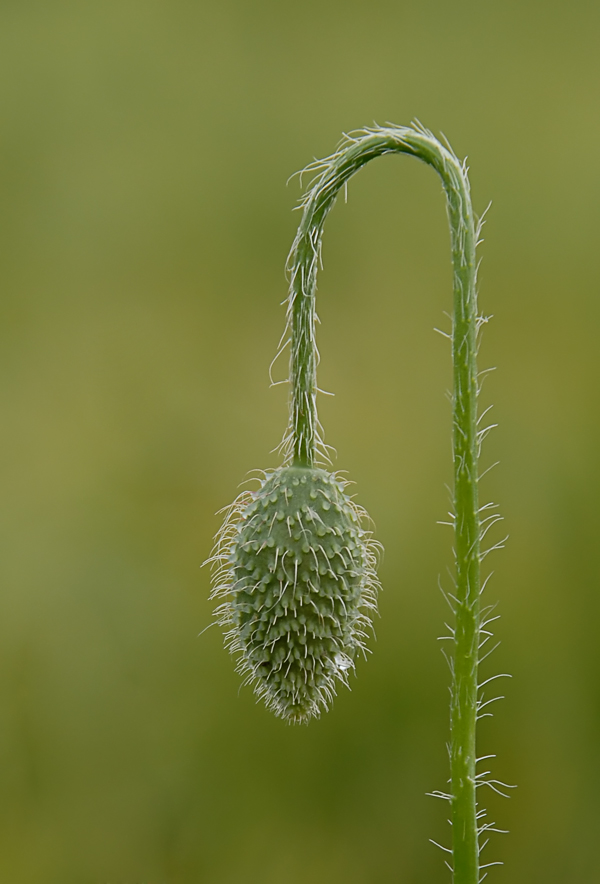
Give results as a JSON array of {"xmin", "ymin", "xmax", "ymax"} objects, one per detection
[{"xmin": 287, "ymin": 123, "xmax": 481, "ymax": 882}]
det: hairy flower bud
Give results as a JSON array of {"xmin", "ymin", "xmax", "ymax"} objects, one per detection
[{"xmin": 209, "ymin": 465, "xmax": 380, "ymax": 723}]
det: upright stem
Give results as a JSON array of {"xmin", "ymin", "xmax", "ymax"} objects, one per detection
[
  {"xmin": 447, "ymin": 147, "xmax": 480, "ymax": 884},
  {"xmin": 287, "ymin": 123, "xmax": 481, "ymax": 883}
]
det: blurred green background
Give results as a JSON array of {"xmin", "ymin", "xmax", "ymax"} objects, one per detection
[{"xmin": 0, "ymin": 1, "xmax": 599, "ymax": 882}]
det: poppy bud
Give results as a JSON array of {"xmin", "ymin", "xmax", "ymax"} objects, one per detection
[{"xmin": 210, "ymin": 465, "xmax": 380, "ymax": 723}]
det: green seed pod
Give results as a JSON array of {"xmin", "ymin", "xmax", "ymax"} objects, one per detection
[{"xmin": 210, "ymin": 465, "xmax": 380, "ymax": 723}]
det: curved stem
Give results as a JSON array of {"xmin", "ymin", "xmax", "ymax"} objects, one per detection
[{"xmin": 287, "ymin": 122, "xmax": 481, "ymax": 883}]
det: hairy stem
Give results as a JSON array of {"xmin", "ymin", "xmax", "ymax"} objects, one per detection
[{"xmin": 287, "ymin": 123, "xmax": 481, "ymax": 883}]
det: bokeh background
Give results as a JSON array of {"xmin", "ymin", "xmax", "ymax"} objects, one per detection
[{"xmin": 0, "ymin": 1, "xmax": 599, "ymax": 882}]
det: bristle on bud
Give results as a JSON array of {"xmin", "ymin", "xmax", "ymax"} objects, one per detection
[{"xmin": 209, "ymin": 466, "xmax": 381, "ymax": 723}]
